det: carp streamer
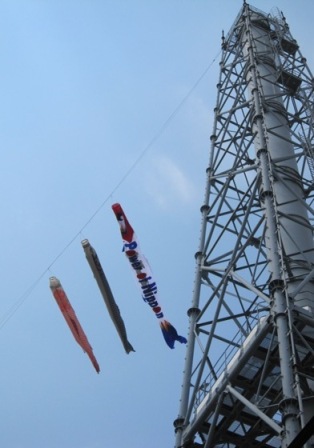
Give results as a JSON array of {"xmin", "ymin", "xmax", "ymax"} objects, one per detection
[
  {"xmin": 82, "ymin": 239, "xmax": 135, "ymax": 354},
  {"xmin": 112, "ymin": 203, "xmax": 187, "ymax": 349},
  {"xmin": 49, "ymin": 277, "xmax": 100, "ymax": 373}
]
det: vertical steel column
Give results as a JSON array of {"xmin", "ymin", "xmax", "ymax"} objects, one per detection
[
  {"xmin": 174, "ymin": 83, "xmax": 222, "ymax": 446},
  {"xmin": 242, "ymin": 6, "xmax": 303, "ymax": 446},
  {"xmin": 244, "ymin": 9, "xmax": 314, "ymax": 311}
]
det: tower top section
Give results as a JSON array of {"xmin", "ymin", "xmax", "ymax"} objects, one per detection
[{"xmin": 225, "ymin": 3, "xmax": 297, "ymax": 54}]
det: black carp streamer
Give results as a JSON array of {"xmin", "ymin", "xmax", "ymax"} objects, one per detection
[{"xmin": 82, "ymin": 239, "xmax": 135, "ymax": 354}]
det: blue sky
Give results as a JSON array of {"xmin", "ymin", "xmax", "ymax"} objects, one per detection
[{"xmin": 0, "ymin": 1, "xmax": 313, "ymax": 447}]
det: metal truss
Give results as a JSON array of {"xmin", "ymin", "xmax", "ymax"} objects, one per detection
[{"xmin": 175, "ymin": 4, "xmax": 314, "ymax": 448}]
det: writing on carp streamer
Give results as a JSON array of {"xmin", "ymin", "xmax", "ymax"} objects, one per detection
[{"xmin": 125, "ymin": 248, "xmax": 164, "ymax": 319}]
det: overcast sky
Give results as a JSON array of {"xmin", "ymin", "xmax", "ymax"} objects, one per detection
[{"xmin": 0, "ymin": 1, "xmax": 313, "ymax": 447}]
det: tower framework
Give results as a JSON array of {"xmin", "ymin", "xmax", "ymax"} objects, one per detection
[{"xmin": 175, "ymin": 3, "xmax": 314, "ymax": 448}]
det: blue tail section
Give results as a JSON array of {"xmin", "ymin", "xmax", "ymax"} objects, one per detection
[{"xmin": 160, "ymin": 321, "xmax": 187, "ymax": 349}]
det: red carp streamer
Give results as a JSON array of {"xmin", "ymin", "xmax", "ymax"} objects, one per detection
[{"xmin": 49, "ymin": 277, "xmax": 100, "ymax": 373}]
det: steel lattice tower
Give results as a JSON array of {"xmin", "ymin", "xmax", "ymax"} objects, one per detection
[{"xmin": 174, "ymin": 3, "xmax": 314, "ymax": 448}]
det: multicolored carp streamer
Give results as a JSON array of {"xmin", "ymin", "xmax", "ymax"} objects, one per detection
[
  {"xmin": 81, "ymin": 239, "xmax": 135, "ymax": 354},
  {"xmin": 112, "ymin": 203, "xmax": 187, "ymax": 349},
  {"xmin": 49, "ymin": 277, "xmax": 100, "ymax": 373}
]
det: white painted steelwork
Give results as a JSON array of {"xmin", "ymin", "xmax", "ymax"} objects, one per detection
[{"xmin": 175, "ymin": 3, "xmax": 314, "ymax": 448}]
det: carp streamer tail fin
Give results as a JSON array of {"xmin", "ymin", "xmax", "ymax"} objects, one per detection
[
  {"xmin": 160, "ymin": 320, "xmax": 187, "ymax": 349},
  {"xmin": 124, "ymin": 341, "xmax": 136, "ymax": 354}
]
